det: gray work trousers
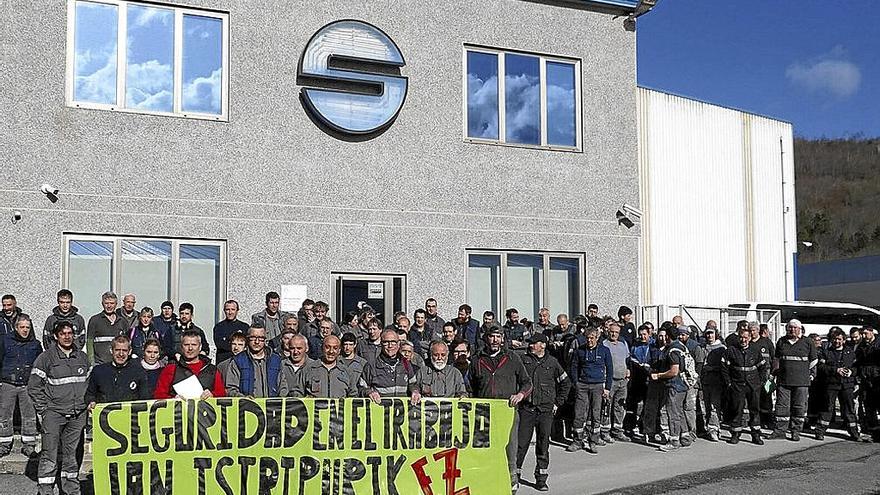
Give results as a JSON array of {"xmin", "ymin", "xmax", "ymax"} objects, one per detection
[
  {"xmin": 775, "ymin": 385, "xmax": 809, "ymax": 433},
  {"xmin": 601, "ymin": 378, "xmax": 628, "ymax": 434},
  {"xmin": 38, "ymin": 409, "xmax": 87, "ymax": 495},
  {"xmin": 573, "ymin": 382, "xmax": 604, "ymax": 442},
  {"xmin": 0, "ymin": 384, "xmax": 38, "ymax": 451},
  {"xmin": 683, "ymin": 386, "xmax": 697, "ymax": 435},
  {"xmin": 666, "ymin": 388, "xmax": 686, "ymax": 442}
]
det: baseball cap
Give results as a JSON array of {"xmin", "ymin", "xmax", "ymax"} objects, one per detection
[{"xmin": 528, "ymin": 333, "xmax": 548, "ymax": 344}]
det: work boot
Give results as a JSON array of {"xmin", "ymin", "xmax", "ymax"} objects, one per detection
[
  {"xmin": 20, "ymin": 445, "xmax": 36, "ymax": 457},
  {"xmin": 600, "ymin": 432, "xmax": 613, "ymax": 444},
  {"xmin": 767, "ymin": 429, "xmax": 787, "ymax": 440},
  {"xmin": 594, "ymin": 435, "xmax": 607, "ymax": 447},
  {"xmin": 584, "ymin": 441, "xmax": 599, "ymax": 455},
  {"xmin": 658, "ymin": 441, "xmax": 680, "ymax": 452},
  {"xmin": 848, "ymin": 428, "xmax": 861, "ymax": 441},
  {"xmin": 680, "ymin": 436, "xmax": 693, "ymax": 448},
  {"xmin": 612, "ymin": 431, "xmax": 630, "ymax": 442},
  {"xmin": 728, "ymin": 432, "xmax": 740, "ymax": 445},
  {"xmin": 708, "ymin": 430, "xmax": 720, "ymax": 442},
  {"xmin": 790, "ymin": 430, "xmax": 800, "ymax": 442},
  {"xmin": 814, "ymin": 429, "xmax": 825, "ymax": 441},
  {"xmin": 565, "ymin": 437, "xmax": 583, "ymax": 452},
  {"xmin": 751, "ymin": 432, "xmax": 764, "ymax": 445},
  {"xmin": 535, "ymin": 479, "xmax": 549, "ymax": 492}
]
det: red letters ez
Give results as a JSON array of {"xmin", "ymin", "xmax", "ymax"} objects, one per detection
[{"xmin": 411, "ymin": 448, "xmax": 471, "ymax": 495}]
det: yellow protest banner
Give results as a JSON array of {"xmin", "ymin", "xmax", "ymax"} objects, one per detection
[{"xmin": 92, "ymin": 397, "xmax": 514, "ymax": 495}]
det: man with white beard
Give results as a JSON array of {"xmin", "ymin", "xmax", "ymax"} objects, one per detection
[{"xmin": 417, "ymin": 341, "xmax": 467, "ymax": 397}]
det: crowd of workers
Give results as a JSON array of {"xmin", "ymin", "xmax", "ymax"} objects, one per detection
[{"xmin": 1, "ymin": 289, "xmax": 879, "ymax": 494}]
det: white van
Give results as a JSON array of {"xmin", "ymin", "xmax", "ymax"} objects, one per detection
[{"xmin": 729, "ymin": 301, "xmax": 880, "ymax": 338}]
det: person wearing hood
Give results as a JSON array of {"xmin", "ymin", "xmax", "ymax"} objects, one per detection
[
  {"xmin": 85, "ymin": 335, "xmax": 150, "ymax": 407},
  {"xmin": 0, "ymin": 315, "xmax": 42, "ymax": 457},
  {"xmin": 128, "ymin": 307, "xmax": 166, "ymax": 360},
  {"xmin": 0, "ymin": 294, "xmax": 28, "ymax": 336},
  {"xmin": 42, "ymin": 289, "xmax": 86, "ymax": 351},
  {"xmin": 152, "ymin": 301, "xmax": 177, "ymax": 344}
]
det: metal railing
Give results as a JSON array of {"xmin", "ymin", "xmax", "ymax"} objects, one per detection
[{"xmin": 637, "ymin": 305, "xmax": 782, "ymax": 342}]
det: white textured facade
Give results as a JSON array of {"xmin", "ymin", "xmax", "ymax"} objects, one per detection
[{"xmin": 637, "ymin": 88, "xmax": 796, "ymax": 307}]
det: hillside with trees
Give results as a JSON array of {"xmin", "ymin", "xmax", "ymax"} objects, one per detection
[{"xmin": 796, "ymin": 137, "xmax": 880, "ymax": 263}]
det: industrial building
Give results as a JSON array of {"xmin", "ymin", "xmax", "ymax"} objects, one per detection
[{"xmin": 1, "ymin": 0, "xmax": 794, "ymax": 346}]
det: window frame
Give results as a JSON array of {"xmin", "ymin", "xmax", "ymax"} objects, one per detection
[
  {"xmin": 61, "ymin": 233, "xmax": 227, "ymax": 324},
  {"xmin": 462, "ymin": 45, "xmax": 582, "ymax": 152},
  {"xmin": 465, "ymin": 249, "xmax": 586, "ymax": 320},
  {"xmin": 64, "ymin": 0, "xmax": 230, "ymax": 121}
]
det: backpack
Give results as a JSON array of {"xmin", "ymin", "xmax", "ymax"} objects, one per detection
[{"xmin": 671, "ymin": 347, "xmax": 699, "ymax": 388}]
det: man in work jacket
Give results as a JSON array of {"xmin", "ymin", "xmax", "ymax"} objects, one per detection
[
  {"xmin": 418, "ymin": 340, "xmax": 467, "ymax": 398},
  {"xmin": 154, "ymin": 330, "xmax": 226, "ymax": 400},
  {"xmin": 294, "ymin": 335, "xmax": 357, "ymax": 398},
  {"xmin": 469, "ymin": 326, "xmax": 532, "ymax": 494},
  {"xmin": 85, "ymin": 335, "xmax": 150, "ymax": 406},
  {"xmin": 278, "ymin": 335, "xmax": 313, "ymax": 397},
  {"xmin": 226, "ymin": 325, "xmax": 283, "ymax": 398},
  {"xmin": 359, "ymin": 329, "xmax": 421, "ymax": 402},
  {"xmin": 86, "ymin": 291, "xmax": 127, "ymax": 365},
  {"xmin": 0, "ymin": 315, "xmax": 42, "ymax": 457},
  {"xmin": 817, "ymin": 327, "xmax": 860, "ymax": 440},
  {"xmin": 27, "ymin": 321, "xmax": 90, "ymax": 495},
  {"xmin": 42, "ymin": 289, "xmax": 86, "ymax": 352},
  {"xmin": 700, "ymin": 327, "xmax": 726, "ymax": 441},
  {"xmin": 769, "ymin": 319, "xmax": 818, "ymax": 441},
  {"xmin": 721, "ymin": 326, "xmax": 769, "ymax": 445},
  {"xmin": 517, "ymin": 333, "xmax": 570, "ymax": 492},
  {"xmin": 567, "ymin": 327, "xmax": 613, "ymax": 455}
]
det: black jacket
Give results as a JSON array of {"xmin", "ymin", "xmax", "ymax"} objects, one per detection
[
  {"xmin": 42, "ymin": 306, "xmax": 86, "ymax": 351},
  {"xmin": 721, "ymin": 343, "xmax": 768, "ymax": 387},
  {"xmin": 469, "ymin": 349, "xmax": 532, "ymax": 399},
  {"xmin": 820, "ymin": 345, "xmax": 857, "ymax": 389},
  {"xmin": 85, "ymin": 358, "xmax": 150, "ymax": 404},
  {"xmin": 774, "ymin": 337, "xmax": 818, "ymax": 387},
  {"xmin": 520, "ymin": 352, "xmax": 570, "ymax": 412},
  {"xmin": 0, "ymin": 329, "xmax": 42, "ymax": 385}
]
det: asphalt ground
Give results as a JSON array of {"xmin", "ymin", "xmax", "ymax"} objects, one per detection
[{"xmin": 0, "ymin": 431, "xmax": 877, "ymax": 494}]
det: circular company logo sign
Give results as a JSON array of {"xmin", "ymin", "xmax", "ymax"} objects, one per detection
[
  {"xmin": 129, "ymin": 381, "xmax": 138, "ymax": 390},
  {"xmin": 298, "ymin": 20, "xmax": 408, "ymax": 135}
]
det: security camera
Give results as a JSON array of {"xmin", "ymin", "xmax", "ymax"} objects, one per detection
[
  {"xmin": 11, "ymin": 211, "xmax": 22, "ymax": 224},
  {"xmin": 40, "ymin": 184, "xmax": 59, "ymax": 196},
  {"xmin": 616, "ymin": 210, "xmax": 635, "ymax": 229},
  {"xmin": 621, "ymin": 203, "xmax": 643, "ymax": 220}
]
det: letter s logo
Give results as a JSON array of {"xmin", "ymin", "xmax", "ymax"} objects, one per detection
[{"xmin": 299, "ymin": 20, "xmax": 407, "ymax": 135}]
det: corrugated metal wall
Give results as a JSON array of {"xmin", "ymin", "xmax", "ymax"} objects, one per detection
[{"xmin": 638, "ymin": 88, "xmax": 795, "ymax": 307}]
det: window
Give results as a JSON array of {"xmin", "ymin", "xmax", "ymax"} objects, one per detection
[
  {"xmin": 62, "ymin": 235, "xmax": 226, "ymax": 333},
  {"xmin": 466, "ymin": 251, "xmax": 584, "ymax": 320},
  {"xmin": 66, "ymin": 0, "xmax": 229, "ymax": 120},
  {"xmin": 464, "ymin": 46, "xmax": 581, "ymax": 150}
]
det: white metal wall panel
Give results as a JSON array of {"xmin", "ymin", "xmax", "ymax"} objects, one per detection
[
  {"xmin": 638, "ymin": 88, "xmax": 795, "ymax": 307},
  {"xmin": 748, "ymin": 117, "xmax": 795, "ymax": 301}
]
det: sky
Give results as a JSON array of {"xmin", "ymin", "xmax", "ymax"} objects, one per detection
[{"xmin": 637, "ymin": 1, "xmax": 879, "ymax": 139}]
